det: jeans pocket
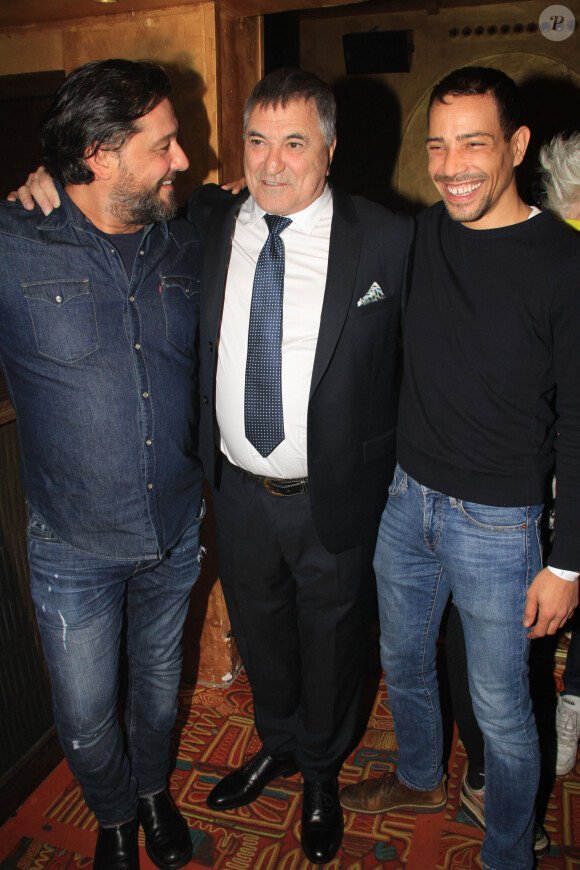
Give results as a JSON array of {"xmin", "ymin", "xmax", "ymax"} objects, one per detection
[
  {"xmin": 23, "ymin": 278, "xmax": 100, "ymax": 362},
  {"xmin": 457, "ymin": 501, "xmax": 539, "ymax": 532},
  {"xmin": 388, "ymin": 463, "xmax": 408, "ymax": 498},
  {"xmin": 27, "ymin": 510, "xmax": 60, "ymax": 542},
  {"xmin": 161, "ymin": 275, "xmax": 199, "ymax": 353}
]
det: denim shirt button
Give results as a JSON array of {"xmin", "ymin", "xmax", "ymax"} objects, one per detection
[
  {"xmin": 134, "ymin": 343, "xmax": 141, "ymax": 350},
  {"xmin": 129, "ymin": 295, "xmax": 135, "ymax": 302},
  {"xmin": 55, "ymin": 295, "xmax": 63, "ymax": 304},
  {"xmin": 145, "ymin": 439, "xmax": 152, "ymax": 446},
  {"xmin": 139, "ymin": 250, "xmax": 145, "ymax": 256},
  {"xmin": 142, "ymin": 391, "xmax": 149, "ymax": 399},
  {"xmin": 147, "ymin": 483, "xmax": 153, "ymax": 490}
]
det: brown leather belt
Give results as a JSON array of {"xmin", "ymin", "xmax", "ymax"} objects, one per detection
[{"xmin": 243, "ymin": 469, "xmax": 309, "ymax": 497}]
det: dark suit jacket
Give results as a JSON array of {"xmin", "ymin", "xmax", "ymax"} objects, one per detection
[{"xmin": 187, "ymin": 184, "xmax": 414, "ymax": 555}]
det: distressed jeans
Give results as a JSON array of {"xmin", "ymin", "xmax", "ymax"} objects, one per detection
[
  {"xmin": 375, "ymin": 466, "xmax": 542, "ymax": 870},
  {"xmin": 28, "ymin": 508, "xmax": 203, "ymax": 826}
]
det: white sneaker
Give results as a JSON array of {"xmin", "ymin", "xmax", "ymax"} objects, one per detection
[{"xmin": 556, "ymin": 694, "xmax": 580, "ymax": 776}]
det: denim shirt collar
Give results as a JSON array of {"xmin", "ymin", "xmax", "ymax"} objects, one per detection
[{"xmin": 38, "ymin": 181, "xmax": 169, "ymax": 240}]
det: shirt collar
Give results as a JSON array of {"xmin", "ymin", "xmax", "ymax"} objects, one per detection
[
  {"xmin": 246, "ymin": 183, "xmax": 332, "ymax": 235},
  {"xmin": 39, "ymin": 181, "xmax": 168, "ymax": 238}
]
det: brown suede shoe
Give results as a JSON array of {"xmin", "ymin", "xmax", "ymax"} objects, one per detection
[{"xmin": 340, "ymin": 772, "xmax": 447, "ymax": 814}]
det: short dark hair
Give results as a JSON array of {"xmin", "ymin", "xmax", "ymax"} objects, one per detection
[
  {"xmin": 428, "ymin": 66, "xmax": 523, "ymax": 141},
  {"xmin": 243, "ymin": 68, "xmax": 336, "ymax": 147},
  {"xmin": 41, "ymin": 58, "xmax": 172, "ymax": 185}
]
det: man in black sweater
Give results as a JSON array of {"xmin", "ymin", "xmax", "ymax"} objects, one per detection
[{"xmin": 341, "ymin": 67, "xmax": 580, "ymax": 870}]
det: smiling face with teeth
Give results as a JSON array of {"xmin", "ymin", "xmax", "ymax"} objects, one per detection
[{"xmin": 426, "ymin": 92, "xmax": 530, "ymax": 229}]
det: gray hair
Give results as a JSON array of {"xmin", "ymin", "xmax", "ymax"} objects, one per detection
[
  {"xmin": 539, "ymin": 132, "xmax": 580, "ymax": 219},
  {"xmin": 243, "ymin": 68, "xmax": 336, "ymax": 147}
]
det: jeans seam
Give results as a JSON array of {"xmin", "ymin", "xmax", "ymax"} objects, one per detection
[{"xmin": 422, "ymin": 562, "xmax": 444, "ymax": 784}]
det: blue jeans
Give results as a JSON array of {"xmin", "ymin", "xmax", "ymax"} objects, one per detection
[
  {"xmin": 28, "ymin": 508, "xmax": 204, "ymax": 826},
  {"xmin": 375, "ymin": 466, "xmax": 542, "ymax": 870}
]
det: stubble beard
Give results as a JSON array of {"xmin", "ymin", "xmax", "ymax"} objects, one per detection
[
  {"xmin": 436, "ymin": 175, "xmax": 493, "ymax": 224},
  {"xmin": 442, "ymin": 191, "xmax": 493, "ymax": 224},
  {"xmin": 109, "ymin": 174, "xmax": 178, "ymax": 226}
]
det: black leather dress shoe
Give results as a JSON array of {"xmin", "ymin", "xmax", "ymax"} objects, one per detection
[
  {"xmin": 93, "ymin": 819, "xmax": 139, "ymax": 870},
  {"xmin": 138, "ymin": 790, "xmax": 193, "ymax": 870},
  {"xmin": 206, "ymin": 751, "xmax": 298, "ymax": 811},
  {"xmin": 301, "ymin": 780, "xmax": 344, "ymax": 865}
]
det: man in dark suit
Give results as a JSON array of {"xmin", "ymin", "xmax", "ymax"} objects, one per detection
[{"xmin": 187, "ymin": 68, "xmax": 414, "ymax": 865}]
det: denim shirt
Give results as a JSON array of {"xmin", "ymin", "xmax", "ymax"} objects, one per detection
[{"xmin": 0, "ymin": 187, "xmax": 203, "ymax": 560}]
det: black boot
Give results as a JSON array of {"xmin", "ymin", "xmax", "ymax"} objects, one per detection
[
  {"xmin": 93, "ymin": 819, "xmax": 139, "ymax": 870},
  {"xmin": 138, "ymin": 790, "xmax": 192, "ymax": 870}
]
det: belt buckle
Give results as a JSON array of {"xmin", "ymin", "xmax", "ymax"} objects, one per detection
[{"xmin": 263, "ymin": 477, "xmax": 283, "ymax": 496}]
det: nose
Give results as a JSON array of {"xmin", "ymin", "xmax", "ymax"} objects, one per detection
[
  {"xmin": 265, "ymin": 144, "xmax": 284, "ymax": 175},
  {"xmin": 171, "ymin": 141, "xmax": 189, "ymax": 173},
  {"xmin": 440, "ymin": 146, "xmax": 468, "ymax": 180}
]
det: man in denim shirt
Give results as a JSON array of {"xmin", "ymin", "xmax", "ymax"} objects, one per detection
[{"xmin": 0, "ymin": 60, "xmax": 203, "ymax": 870}]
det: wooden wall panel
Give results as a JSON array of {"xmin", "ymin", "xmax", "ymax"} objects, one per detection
[
  {"xmin": 0, "ymin": 3, "xmax": 221, "ymax": 195},
  {"xmin": 217, "ymin": 6, "xmax": 262, "ymax": 183},
  {"xmin": 0, "ymin": 28, "xmax": 65, "ymax": 77}
]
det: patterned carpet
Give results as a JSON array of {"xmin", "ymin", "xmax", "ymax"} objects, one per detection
[{"xmin": 1, "ymin": 637, "xmax": 579, "ymax": 869}]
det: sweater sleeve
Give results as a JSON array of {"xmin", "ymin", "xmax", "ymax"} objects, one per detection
[{"xmin": 548, "ymin": 248, "xmax": 580, "ymax": 572}]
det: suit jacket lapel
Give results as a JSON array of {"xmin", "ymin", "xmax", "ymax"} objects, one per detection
[
  {"xmin": 202, "ymin": 190, "xmax": 249, "ymax": 337},
  {"xmin": 310, "ymin": 186, "xmax": 362, "ymax": 399}
]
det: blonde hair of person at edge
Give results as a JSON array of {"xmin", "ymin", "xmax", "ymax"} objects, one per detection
[{"xmin": 539, "ymin": 131, "xmax": 580, "ymax": 228}]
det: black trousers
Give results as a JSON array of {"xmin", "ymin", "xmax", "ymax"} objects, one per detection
[{"xmin": 213, "ymin": 458, "xmax": 375, "ymax": 781}]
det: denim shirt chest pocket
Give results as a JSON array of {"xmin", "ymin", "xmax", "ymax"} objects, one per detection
[
  {"xmin": 22, "ymin": 278, "xmax": 100, "ymax": 363},
  {"xmin": 161, "ymin": 274, "xmax": 199, "ymax": 353}
]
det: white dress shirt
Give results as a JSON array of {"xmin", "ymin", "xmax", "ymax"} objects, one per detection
[{"xmin": 216, "ymin": 185, "xmax": 332, "ymax": 478}]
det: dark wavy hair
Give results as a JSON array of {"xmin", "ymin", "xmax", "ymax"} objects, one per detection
[
  {"xmin": 428, "ymin": 66, "xmax": 524, "ymax": 142},
  {"xmin": 41, "ymin": 58, "xmax": 172, "ymax": 185},
  {"xmin": 243, "ymin": 68, "xmax": 336, "ymax": 147}
]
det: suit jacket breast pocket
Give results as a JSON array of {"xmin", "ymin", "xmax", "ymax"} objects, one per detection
[{"xmin": 349, "ymin": 292, "xmax": 395, "ymax": 320}]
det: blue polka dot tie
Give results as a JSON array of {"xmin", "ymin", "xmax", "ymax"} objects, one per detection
[{"xmin": 244, "ymin": 213, "xmax": 292, "ymax": 457}]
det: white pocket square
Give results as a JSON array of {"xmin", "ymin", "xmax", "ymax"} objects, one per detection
[{"xmin": 357, "ymin": 282, "xmax": 385, "ymax": 307}]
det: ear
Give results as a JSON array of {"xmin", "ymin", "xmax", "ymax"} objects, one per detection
[
  {"xmin": 327, "ymin": 136, "xmax": 337, "ymax": 175},
  {"xmin": 512, "ymin": 125, "xmax": 531, "ymax": 168},
  {"xmin": 84, "ymin": 143, "xmax": 117, "ymax": 181}
]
